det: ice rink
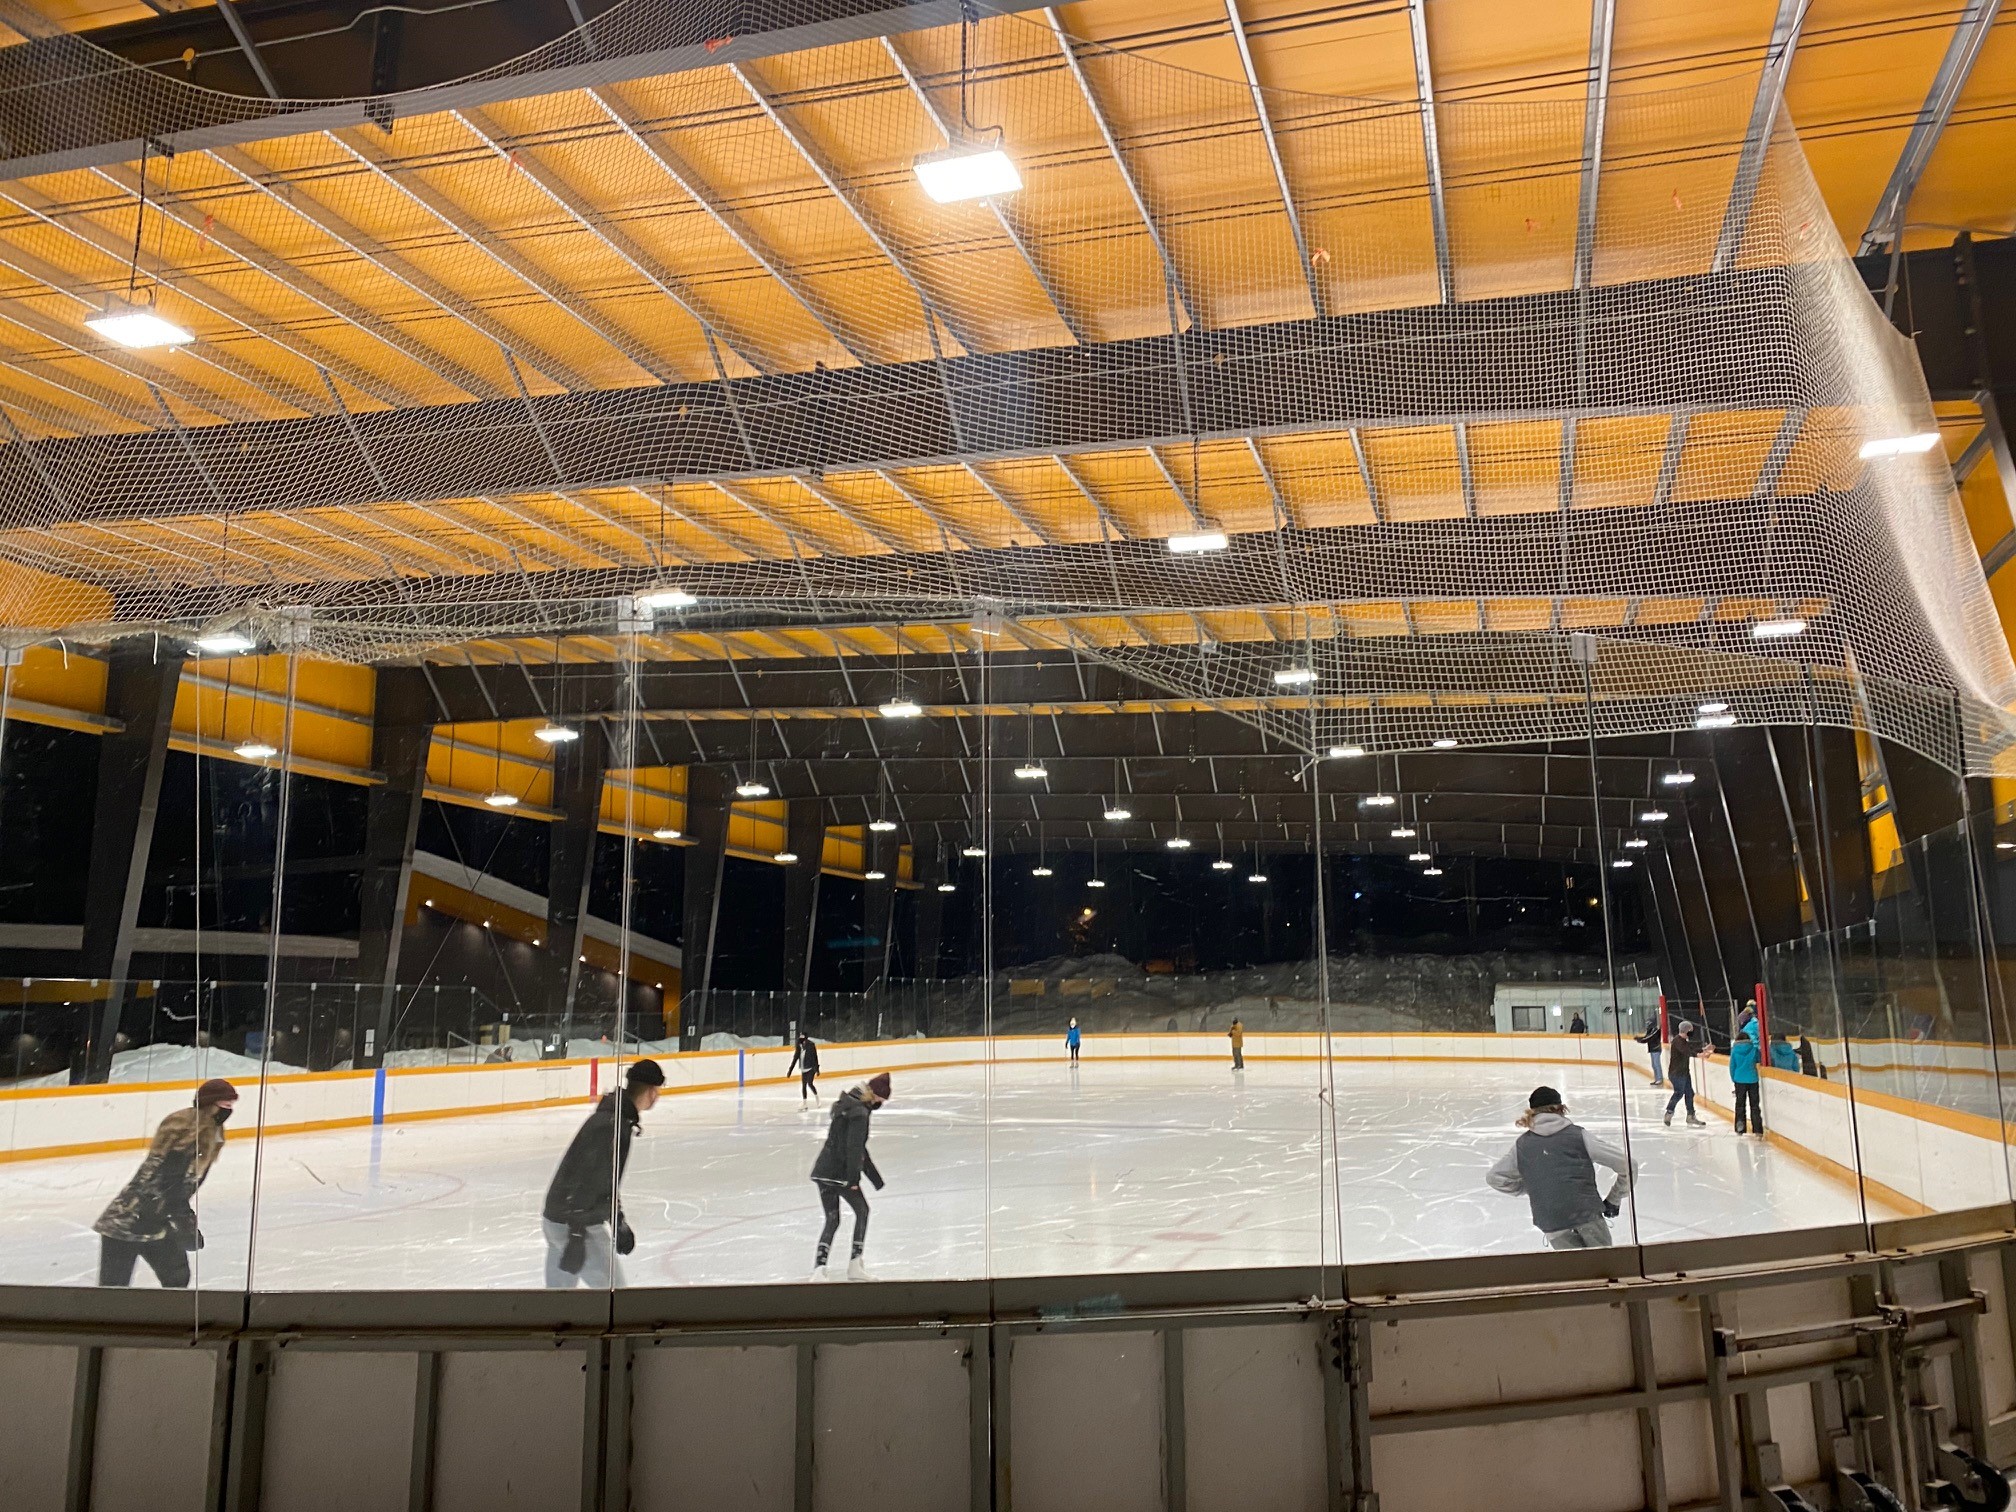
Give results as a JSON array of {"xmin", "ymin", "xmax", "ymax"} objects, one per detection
[{"xmin": 0, "ymin": 1059, "xmax": 1894, "ymax": 1290}]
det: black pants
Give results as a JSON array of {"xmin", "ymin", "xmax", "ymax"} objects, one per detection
[
  {"xmin": 99, "ymin": 1235, "xmax": 190, "ymax": 1288},
  {"xmin": 800, "ymin": 1069, "xmax": 818, "ymax": 1101},
  {"xmin": 1733, "ymin": 1082, "xmax": 1763, "ymax": 1133},
  {"xmin": 1069, "ymin": 1043, "xmax": 1079, "ymax": 1063},
  {"xmin": 815, "ymin": 1181, "xmax": 870, "ymax": 1266}
]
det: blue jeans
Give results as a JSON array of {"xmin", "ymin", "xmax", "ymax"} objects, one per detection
[
  {"xmin": 1648, "ymin": 1049, "xmax": 1663, "ymax": 1083},
  {"xmin": 1665, "ymin": 1070, "xmax": 1695, "ymax": 1117}
]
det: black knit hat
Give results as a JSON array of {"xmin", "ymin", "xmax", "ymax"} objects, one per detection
[
  {"xmin": 625, "ymin": 1059, "xmax": 666, "ymax": 1087},
  {"xmin": 1528, "ymin": 1086, "xmax": 1563, "ymax": 1109}
]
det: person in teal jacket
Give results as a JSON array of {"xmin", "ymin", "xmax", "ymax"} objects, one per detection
[
  {"xmin": 1065, "ymin": 1018, "xmax": 1081, "ymax": 1065},
  {"xmin": 1728, "ymin": 1011, "xmax": 1764, "ymax": 1136},
  {"xmin": 1769, "ymin": 1032, "xmax": 1800, "ymax": 1074}
]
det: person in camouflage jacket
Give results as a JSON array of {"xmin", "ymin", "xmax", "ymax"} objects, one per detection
[{"xmin": 94, "ymin": 1077, "xmax": 238, "ymax": 1287}]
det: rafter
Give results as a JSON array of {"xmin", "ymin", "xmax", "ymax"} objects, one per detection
[
  {"xmin": 1858, "ymin": 0, "xmax": 2002, "ymax": 254},
  {"xmin": 1712, "ymin": 0, "xmax": 1807, "ymax": 273},
  {"xmin": 1405, "ymin": 0, "xmax": 1455, "ymax": 306},
  {"xmin": 1223, "ymin": 0, "xmax": 1324, "ymax": 318}
]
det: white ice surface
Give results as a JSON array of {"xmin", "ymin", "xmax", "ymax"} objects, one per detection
[{"xmin": 0, "ymin": 1060, "xmax": 1895, "ymax": 1290}]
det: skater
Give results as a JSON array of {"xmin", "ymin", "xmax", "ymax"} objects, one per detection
[
  {"xmin": 95, "ymin": 1078, "xmax": 238, "ymax": 1288},
  {"xmin": 811, "ymin": 1072, "xmax": 890, "ymax": 1280},
  {"xmin": 1568, "ymin": 1012, "xmax": 1588, "ymax": 1035},
  {"xmin": 1728, "ymin": 1014, "xmax": 1764, "ymax": 1136},
  {"xmin": 542, "ymin": 1058, "xmax": 665, "ymax": 1287},
  {"xmin": 1797, "ymin": 1034, "xmax": 1824, "ymax": 1078},
  {"xmin": 1065, "ymin": 1018, "xmax": 1081, "ymax": 1065},
  {"xmin": 1228, "ymin": 1018, "xmax": 1245, "ymax": 1070},
  {"xmin": 1769, "ymin": 1031, "xmax": 1800, "ymax": 1074},
  {"xmin": 787, "ymin": 1031, "xmax": 821, "ymax": 1101},
  {"xmin": 1663, "ymin": 1022, "xmax": 1708, "ymax": 1127},
  {"xmin": 1636, "ymin": 1018, "xmax": 1664, "ymax": 1085},
  {"xmin": 1485, "ymin": 1086, "xmax": 1635, "ymax": 1250}
]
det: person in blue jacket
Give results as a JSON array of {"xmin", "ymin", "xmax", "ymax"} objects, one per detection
[
  {"xmin": 1769, "ymin": 1032, "xmax": 1800, "ymax": 1074},
  {"xmin": 1065, "ymin": 1018, "xmax": 1081, "ymax": 1065},
  {"xmin": 1728, "ymin": 1005, "xmax": 1764, "ymax": 1136}
]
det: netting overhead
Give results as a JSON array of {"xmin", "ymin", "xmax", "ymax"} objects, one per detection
[{"xmin": 0, "ymin": 1, "xmax": 2005, "ymax": 769}]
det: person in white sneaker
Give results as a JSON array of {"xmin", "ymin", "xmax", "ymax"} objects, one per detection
[{"xmin": 809, "ymin": 1072, "xmax": 890, "ymax": 1280}]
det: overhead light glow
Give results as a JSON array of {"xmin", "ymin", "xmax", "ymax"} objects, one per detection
[
  {"xmin": 1273, "ymin": 666, "xmax": 1317, "ymax": 687},
  {"xmin": 484, "ymin": 791, "xmax": 520, "ymax": 809},
  {"xmin": 2000, "ymin": 842, "xmax": 2016, "ymax": 852},
  {"xmin": 1086, "ymin": 878, "xmax": 1106, "ymax": 889},
  {"xmin": 1103, "ymin": 806, "xmax": 1133, "ymax": 821},
  {"xmin": 1166, "ymin": 837, "xmax": 1191, "ymax": 850},
  {"xmin": 1031, "ymin": 865, "xmax": 1054, "ymax": 877},
  {"xmin": 1422, "ymin": 867, "xmax": 1444, "ymax": 876},
  {"xmin": 869, "ymin": 819, "xmax": 898, "ymax": 833},
  {"xmin": 1640, "ymin": 808, "xmax": 1669, "ymax": 822},
  {"xmin": 1247, "ymin": 873, "xmax": 1268, "ymax": 884},
  {"xmin": 86, "ymin": 298, "xmax": 193, "ymax": 349},
  {"xmin": 1857, "ymin": 432, "xmax": 1941, "ymax": 459},
  {"xmin": 653, "ymin": 827, "xmax": 681, "ymax": 840},
  {"xmin": 1167, "ymin": 531, "xmax": 1229, "ymax": 554},
  {"xmin": 914, "ymin": 145, "xmax": 1022, "ymax": 203},
  {"xmin": 937, "ymin": 881, "xmax": 957, "ymax": 893},
  {"xmin": 1696, "ymin": 713, "xmax": 1736, "ymax": 729},
  {"xmin": 879, "ymin": 699, "xmax": 923, "ymax": 719},
  {"xmin": 1408, "ymin": 851, "xmax": 1431, "ymax": 862},
  {"xmin": 963, "ymin": 845, "xmax": 986, "ymax": 858},
  {"xmin": 735, "ymin": 781, "xmax": 771, "ymax": 799},
  {"xmin": 193, "ymin": 630, "xmax": 257, "ymax": 656},
  {"xmin": 865, "ymin": 868, "xmax": 887, "ymax": 880},
  {"xmin": 1363, "ymin": 794, "xmax": 1397, "ymax": 808},
  {"xmin": 1612, "ymin": 858, "xmax": 1634, "ymax": 868},
  {"xmin": 1751, "ymin": 618, "xmax": 1807, "ymax": 640},
  {"xmin": 1432, "ymin": 738, "xmax": 1458, "ymax": 749},
  {"xmin": 1391, "ymin": 826, "xmax": 1416, "ymax": 838},
  {"xmin": 1211, "ymin": 859, "xmax": 1234, "ymax": 871},
  {"xmin": 533, "ymin": 723, "xmax": 578, "ymax": 744},
  {"xmin": 233, "ymin": 740, "xmax": 277, "ymax": 760},
  {"xmin": 774, "ymin": 851, "xmax": 799, "ymax": 864},
  {"xmin": 1625, "ymin": 838, "xmax": 1650, "ymax": 849},
  {"xmin": 634, "ymin": 587, "xmax": 697, "ymax": 612},
  {"xmin": 1697, "ymin": 702, "xmax": 1729, "ymax": 715},
  {"xmin": 1329, "ymin": 745, "xmax": 1366, "ymax": 759},
  {"xmin": 1013, "ymin": 763, "xmax": 1049, "ymax": 780},
  {"xmin": 1660, "ymin": 772, "xmax": 1696, "ymax": 786}
]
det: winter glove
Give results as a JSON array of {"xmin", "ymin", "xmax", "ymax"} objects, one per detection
[
  {"xmin": 616, "ymin": 1218, "xmax": 636, "ymax": 1256},
  {"xmin": 868, "ymin": 1171, "xmax": 885, "ymax": 1191},
  {"xmin": 171, "ymin": 1213, "xmax": 203, "ymax": 1251},
  {"xmin": 559, "ymin": 1226, "xmax": 588, "ymax": 1275},
  {"xmin": 1601, "ymin": 1198, "xmax": 1621, "ymax": 1220}
]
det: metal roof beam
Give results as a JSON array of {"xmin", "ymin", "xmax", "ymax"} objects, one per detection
[
  {"xmin": 1858, "ymin": 0, "xmax": 2002, "ymax": 254},
  {"xmin": 1572, "ymin": 0, "xmax": 1617, "ymax": 292},
  {"xmin": 1223, "ymin": 0, "xmax": 1324, "ymax": 318},
  {"xmin": 1405, "ymin": 0, "xmax": 1456, "ymax": 306},
  {"xmin": 1712, "ymin": 0, "xmax": 1808, "ymax": 273}
]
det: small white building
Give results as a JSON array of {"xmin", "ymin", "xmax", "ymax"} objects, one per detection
[{"xmin": 1491, "ymin": 980, "xmax": 1664, "ymax": 1035}]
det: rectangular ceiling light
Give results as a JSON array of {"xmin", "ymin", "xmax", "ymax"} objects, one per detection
[
  {"xmin": 914, "ymin": 147, "xmax": 1022, "ymax": 203},
  {"xmin": 1168, "ymin": 531, "xmax": 1229, "ymax": 554},
  {"xmin": 86, "ymin": 299, "xmax": 193, "ymax": 349},
  {"xmin": 1857, "ymin": 432, "xmax": 1940, "ymax": 459}
]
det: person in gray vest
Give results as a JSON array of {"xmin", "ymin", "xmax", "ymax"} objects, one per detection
[{"xmin": 1485, "ymin": 1086, "xmax": 1636, "ymax": 1249}]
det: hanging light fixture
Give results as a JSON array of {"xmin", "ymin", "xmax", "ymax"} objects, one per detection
[
  {"xmin": 736, "ymin": 779, "xmax": 771, "ymax": 798},
  {"xmin": 1328, "ymin": 745, "xmax": 1366, "ymax": 759},
  {"xmin": 1166, "ymin": 837, "xmax": 1191, "ymax": 850},
  {"xmin": 87, "ymin": 141, "xmax": 192, "ymax": 349},
  {"xmin": 192, "ymin": 627, "xmax": 257, "ymax": 656},
  {"xmin": 865, "ymin": 868, "xmax": 888, "ymax": 881},
  {"xmin": 1168, "ymin": 531, "xmax": 1229, "ymax": 554},
  {"xmin": 484, "ymin": 792, "xmax": 520, "ymax": 809},
  {"xmin": 963, "ymin": 844, "xmax": 986, "ymax": 858},
  {"xmin": 633, "ymin": 587, "xmax": 697, "ymax": 612},
  {"xmin": 913, "ymin": 13, "xmax": 1022, "ymax": 202},
  {"xmin": 653, "ymin": 826, "xmax": 681, "ymax": 841},
  {"xmin": 1211, "ymin": 858, "xmax": 1234, "ymax": 871},
  {"xmin": 533, "ymin": 722, "xmax": 578, "ymax": 744},
  {"xmin": 234, "ymin": 739, "xmax": 277, "ymax": 760},
  {"xmin": 869, "ymin": 818, "xmax": 898, "ymax": 833}
]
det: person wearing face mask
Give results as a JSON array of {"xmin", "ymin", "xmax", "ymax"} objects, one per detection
[
  {"xmin": 94, "ymin": 1077, "xmax": 238, "ymax": 1287},
  {"xmin": 810, "ymin": 1073, "xmax": 891, "ymax": 1281}
]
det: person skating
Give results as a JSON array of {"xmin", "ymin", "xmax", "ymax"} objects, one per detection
[
  {"xmin": 542, "ymin": 1058, "xmax": 664, "ymax": 1287},
  {"xmin": 787, "ymin": 1032, "xmax": 821, "ymax": 1101},
  {"xmin": 1663, "ymin": 1022, "xmax": 1709, "ymax": 1127},
  {"xmin": 1485, "ymin": 1086, "xmax": 1636, "ymax": 1250},
  {"xmin": 1797, "ymin": 1034, "xmax": 1824, "ymax": 1078},
  {"xmin": 1228, "ymin": 1018, "xmax": 1245, "ymax": 1071},
  {"xmin": 1065, "ymin": 1018, "xmax": 1081, "ymax": 1065},
  {"xmin": 811, "ymin": 1072, "xmax": 890, "ymax": 1281},
  {"xmin": 1636, "ymin": 1019, "xmax": 1664, "ymax": 1086},
  {"xmin": 95, "ymin": 1078, "xmax": 238, "ymax": 1287},
  {"xmin": 1728, "ymin": 1013, "xmax": 1764, "ymax": 1136},
  {"xmin": 1769, "ymin": 1031, "xmax": 1799, "ymax": 1074},
  {"xmin": 1568, "ymin": 1012, "xmax": 1588, "ymax": 1035}
]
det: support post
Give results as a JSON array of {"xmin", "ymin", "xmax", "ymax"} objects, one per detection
[
  {"xmin": 911, "ymin": 833, "xmax": 945, "ymax": 981},
  {"xmin": 863, "ymin": 834, "xmax": 897, "ymax": 991},
  {"xmin": 779, "ymin": 799, "xmax": 825, "ymax": 995},
  {"xmin": 545, "ymin": 726, "xmax": 611, "ymax": 1041},
  {"xmin": 679, "ymin": 766, "xmax": 731, "ymax": 1036},
  {"xmin": 79, "ymin": 640, "xmax": 184, "ymax": 1082},
  {"xmin": 355, "ymin": 668, "xmax": 434, "ymax": 1069}
]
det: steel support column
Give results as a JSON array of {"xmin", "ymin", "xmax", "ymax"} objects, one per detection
[
  {"xmin": 679, "ymin": 767, "xmax": 731, "ymax": 1030},
  {"xmin": 355, "ymin": 669, "xmax": 434, "ymax": 1068},
  {"xmin": 911, "ymin": 834, "xmax": 945, "ymax": 981},
  {"xmin": 79, "ymin": 641, "xmax": 185, "ymax": 1082},
  {"xmin": 779, "ymin": 800, "xmax": 825, "ymax": 995},
  {"xmin": 863, "ymin": 834, "xmax": 897, "ymax": 991},
  {"xmin": 545, "ymin": 728, "xmax": 611, "ymax": 1037}
]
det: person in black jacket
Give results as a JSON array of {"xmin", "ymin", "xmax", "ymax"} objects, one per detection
[
  {"xmin": 811, "ymin": 1071, "xmax": 890, "ymax": 1281},
  {"xmin": 1636, "ymin": 1019, "xmax": 1665, "ymax": 1086},
  {"xmin": 542, "ymin": 1058, "xmax": 664, "ymax": 1287},
  {"xmin": 787, "ymin": 1033, "xmax": 821, "ymax": 1102}
]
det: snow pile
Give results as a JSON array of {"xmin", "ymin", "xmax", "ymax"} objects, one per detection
[
  {"xmin": 7, "ymin": 1042, "xmax": 304, "ymax": 1090},
  {"xmin": 699, "ymin": 1033, "xmax": 784, "ymax": 1051}
]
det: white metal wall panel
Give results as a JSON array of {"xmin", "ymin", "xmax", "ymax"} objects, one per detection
[
  {"xmin": 1183, "ymin": 1324, "xmax": 1327, "ymax": 1512},
  {"xmin": 261, "ymin": 1350, "xmax": 420, "ymax": 1512},
  {"xmin": 630, "ymin": 1344, "xmax": 794, "ymax": 1512},
  {"xmin": 1371, "ymin": 1303, "xmax": 1634, "ymax": 1415},
  {"xmin": 432, "ymin": 1349, "xmax": 585, "ymax": 1512},
  {"xmin": 812, "ymin": 1339, "xmax": 969, "ymax": 1512},
  {"xmin": 0, "ymin": 1341, "xmax": 78, "ymax": 1512},
  {"xmin": 1009, "ymin": 1330, "xmax": 1163, "ymax": 1512},
  {"xmin": 1370, "ymin": 1408, "xmax": 1643, "ymax": 1512},
  {"xmin": 90, "ymin": 1346, "xmax": 216, "ymax": 1512}
]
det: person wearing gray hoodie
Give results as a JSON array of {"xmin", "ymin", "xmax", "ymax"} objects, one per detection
[{"xmin": 1485, "ymin": 1086, "xmax": 1637, "ymax": 1249}]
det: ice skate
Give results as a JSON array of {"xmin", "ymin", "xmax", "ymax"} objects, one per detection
[
  {"xmin": 846, "ymin": 1256, "xmax": 875, "ymax": 1281},
  {"xmin": 809, "ymin": 1263, "xmax": 831, "ymax": 1281},
  {"xmin": 1686, "ymin": 1115, "xmax": 1706, "ymax": 1127},
  {"xmin": 1662, "ymin": 1110, "xmax": 1672, "ymax": 1126}
]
